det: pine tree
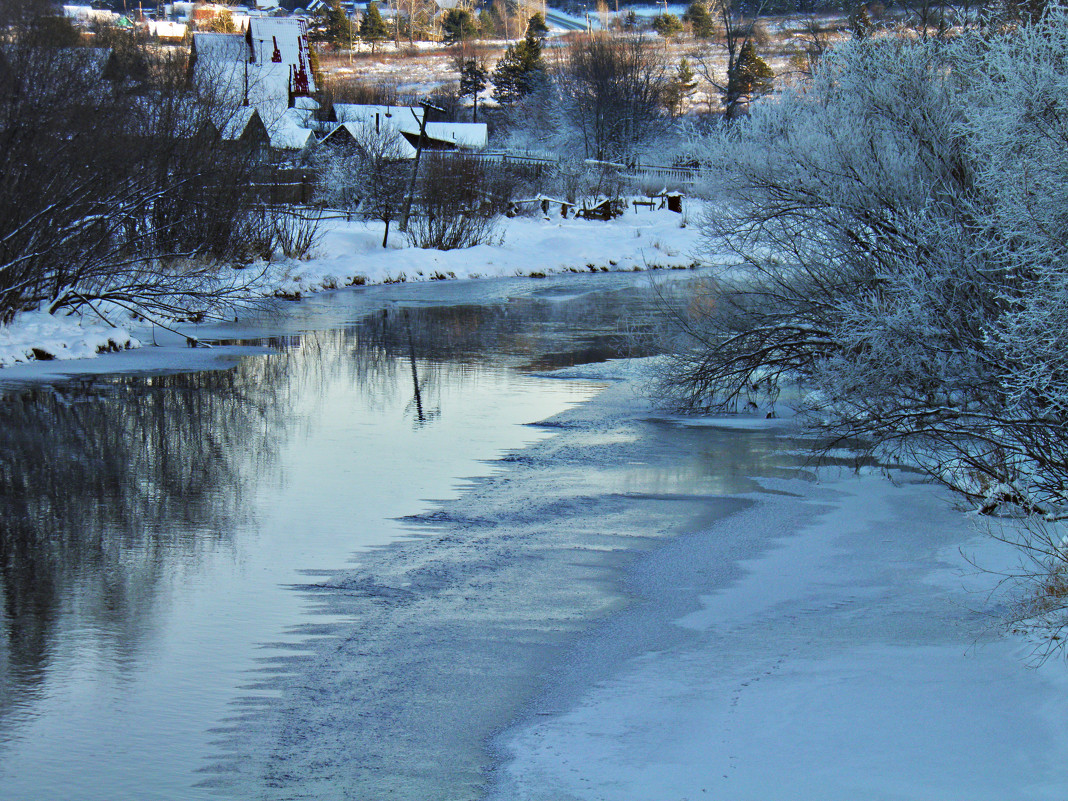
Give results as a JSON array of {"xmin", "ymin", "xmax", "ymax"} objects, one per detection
[
  {"xmin": 525, "ymin": 11, "xmax": 549, "ymax": 39},
  {"xmin": 442, "ymin": 7, "xmax": 479, "ymax": 43},
  {"xmin": 682, "ymin": 0, "xmax": 715, "ymax": 39},
  {"xmin": 652, "ymin": 13, "xmax": 684, "ymax": 39},
  {"xmin": 725, "ymin": 41, "xmax": 773, "ymax": 115},
  {"xmin": 849, "ymin": 4, "xmax": 874, "ymax": 38},
  {"xmin": 360, "ymin": 2, "xmax": 389, "ymax": 53},
  {"xmin": 460, "ymin": 58, "xmax": 488, "ymax": 120},
  {"xmin": 491, "ymin": 27, "xmax": 546, "ymax": 104},
  {"xmin": 311, "ymin": 0, "xmax": 355, "ymax": 50},
  {"xmin": 663, "ymin": 57, "xmax": 697, "ymax": 117}
]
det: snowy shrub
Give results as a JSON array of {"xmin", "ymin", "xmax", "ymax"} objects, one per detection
[
  {"xmin": 662, "ymin": 7, "xmax": 1068, "ymax": 514},
  {"xmin": 659, "ymin": 5, "xmax": 1068, "ymax": 651},
  {"xmin": 406, "ymin": 154, "xmax": 502, "ymax": 250}
]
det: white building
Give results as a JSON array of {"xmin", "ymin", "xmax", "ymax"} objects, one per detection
[{"xmin": 190, "ymin": 18, "xmax": 318, "ymax": 149}]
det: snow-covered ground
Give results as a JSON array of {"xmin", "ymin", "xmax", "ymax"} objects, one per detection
[{"xmin": 0, "ymin": 205, "xmax": 706, "ymax": 376}]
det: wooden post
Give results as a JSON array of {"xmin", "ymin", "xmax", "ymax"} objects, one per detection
[{"xmin": 399, "ymin": 100, "xmax": 444, "ymax": 233}]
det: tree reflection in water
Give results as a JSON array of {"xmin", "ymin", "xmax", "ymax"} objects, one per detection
[
  {"xmin": 0, "ymin": 282, "xmax": 666, "ymax": 763},
  {"xmin": 0, "ymin": 363, "xmax": 297, "ymax": 734}
]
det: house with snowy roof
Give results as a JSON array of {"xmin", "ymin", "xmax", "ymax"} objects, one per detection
[
  {"xmin": 320, "ymin": 104, "xmax": 486, "ymax": 158},
  {"xmin": 190, "ymin": 17, "xmax": 318, "ymax": 150}
]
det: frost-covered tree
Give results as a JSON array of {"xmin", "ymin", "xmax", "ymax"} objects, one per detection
[
  {"xmin": 664, "ymin": 8, "xmax": 1068, "ymax": 506},
  {"xmin": 314, "ymin": 122, "xmax": 409, "ymax": 247},
  {"xmin": 557, "ymin": 33, "xmax": 667, "ymax": 160},
  {"xmin": 661, "ymin": 7, "xmax": 1068, "ymax": 649}
]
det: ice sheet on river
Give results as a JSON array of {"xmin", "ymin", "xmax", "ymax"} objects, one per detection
[{"xmin": 205, "ymin": 361, "xmax": 1068, "ymax": 801}]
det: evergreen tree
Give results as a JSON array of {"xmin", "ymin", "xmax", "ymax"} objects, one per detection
[
  {"xmin": 460, "ymin": 58, "xmax": 488, "ymax": 120},
  {"xmin": 725, "ymin": 41, "xmax": 773, "ymax": 114},
  {"xmin": 360, "ymin": 2, "xmax": 389, "ymax": 53},
  {"xmin": 525, "ymin": 11, "xmax": 549, "ymax": 39},
  {"xmin": 663, "ymin": 57, "xmax": 697, "ymax": 117},
  {"xmin": 652, "ymin": 12, "xmax": 684, "ymax": 38},
  {"xmin": 478, "ymin": 8, "xmax": 497, "ymax": 36},
  {"xmin": 442, "ymin": 7, "xmax": 479, "ymax": 43},
  {"xmin": 682, "ymin": 0, "xmax": 715, "ymax": 39},
  {"xmin": 849, "ymin": 4, "xmax": 874, "ymax": 38},
  {"xmin": 311, "ymin": 0, "xmax": 355, "ymax": 49},
  {"xmin": 491, "ymin": 27, "xmax": 546, "ymax": 104}
]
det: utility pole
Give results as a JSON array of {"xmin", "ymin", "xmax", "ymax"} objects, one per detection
[{"xmin": 399, "ymin": 100, "xmax": 445, "ymax": 233}]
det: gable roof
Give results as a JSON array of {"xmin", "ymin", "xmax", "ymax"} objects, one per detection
[
  {"xmin": 192, "ymin": 31, "xmax": 248, "ymax": 63},
  {"xmin": 247, "ymin": 17, "xmax": 316, "ymax": 94},
  {"xmin": 320, "ymin": 121, "xmax": 418, "ymax": 158},
  {"xmin": 218, "ymin": 105, "xmax": 262, "ymax": 140},
  {"xmin": 270, "ymin": 107, "xmax": 316, "ymax": 150},
  {"xmin": 424, "ymin": 122, "xmax": 487, "ymax": 149},
  {"xmin": 332, "ymin": 104, "xmax": 423, "ymax": 133}
]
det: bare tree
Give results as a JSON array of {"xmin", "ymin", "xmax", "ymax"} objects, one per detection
[
  {"xmin": 556, "ymin": 33, "xmax": 667, "ymax": 161},
  {"xmin": 0, "ymin": 20, "xmax": 287, "ymax": 325}
]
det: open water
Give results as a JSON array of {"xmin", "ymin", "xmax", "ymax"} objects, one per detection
[{"xmin": 0, "ymin": 270, "xmax": 798, "ymax": 799}]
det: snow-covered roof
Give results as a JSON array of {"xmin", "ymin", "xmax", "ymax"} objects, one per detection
[
  {"xmin": 192, "ymin": 31, "xmax": 248, "ymax": 63},
  {"xmin": 229, "ymin": 13, "xmax": 253, "ymax": 32},
  {"xmin": 424, "ymin": 122, "xmax": 487, "ymax": 149},
  {"xmin": 270, "ymin": 107, "xmax": 315, "ymax": 150},
  {"xmin": 247, "ymin": 17, "xmax": 316, "ymax": 94},
  {"xmin": 146, "ymin": 19, "xmax": 187, "ymax": 38},
  {"xmin": 193, "ymin": 59, "xmax": 295, "ymax": 130},
  {"xmin": 321, "ymin": 121, "xmax": 418, "ymax": 158},
  {"xmin": 63, "ymin": 5, "xmax": 117, "ymax": 23},
  {"xmin": 192, "ymin": 19, "xmax": 315, "ymax": 114},
  {"xmin": 332, "ymin": 104, "xmax": 423, "ymax": 134},
  {"xmin": 218, "ymin": 105, "xmax": 261, "ymax": 140}
]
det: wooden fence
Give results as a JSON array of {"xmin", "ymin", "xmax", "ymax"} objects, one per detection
[{"xmin": 468, "ymin": 151, "xmax": 705, "ymax": 187}]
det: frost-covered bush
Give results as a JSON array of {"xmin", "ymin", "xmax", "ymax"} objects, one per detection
[
  {"xmin": 661, "ymin": 6, "xmax": 1068, "ymax": 651},
  {"xmin": 663, "ymin": 8, "xmax": 1068, "ymax": 515},
  {"xmin": 312, "ymin": 122, "xmax": 409, "ymax": 247}
]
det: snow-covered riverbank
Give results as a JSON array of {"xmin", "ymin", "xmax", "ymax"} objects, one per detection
[
  {"xmin": 199, "ymin": 357, "xmax": 1068, "ymax": 800},
  {"xmin": 0, "ymin": 207, "xmax": 705, "ymax": 372}
]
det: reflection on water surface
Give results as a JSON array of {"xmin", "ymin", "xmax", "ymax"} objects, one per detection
[{"xmin": 0, "ymin": 280, "xmax": 669, "ymax": 800}]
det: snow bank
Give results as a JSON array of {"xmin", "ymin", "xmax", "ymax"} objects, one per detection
[
  {"xmin": 261, "ymin": 206, "xmax": 710, "ymax": 299},
  {"xmin": 0, "ymin": 311, "xmax": 139, "ymax": 369},
  {"xmin": 0, "ymin": 204, "xmax": 720, "ymax": 372},
  {"xmin": 488, "ymin": 467, "xmax": 1068, "ymax": 801}
]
